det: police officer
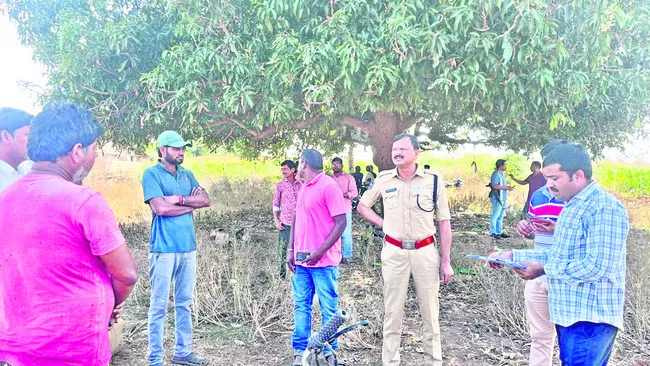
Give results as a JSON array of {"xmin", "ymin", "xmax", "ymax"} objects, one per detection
[{"xmin": 357, "ymin": 134, "xmax": 453, "ymax": 366}]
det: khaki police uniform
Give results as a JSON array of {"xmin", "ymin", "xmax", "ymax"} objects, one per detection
[{"xmin": 360, "ymin": 167, "xmax": 451, "ymax": 366}]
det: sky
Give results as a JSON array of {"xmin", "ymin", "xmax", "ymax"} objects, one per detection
[
  {"xmin": 0, "ymin": 15, "xmax": 47, "ymax": 114},
  {"xmin": 1, "ymin": 14, "xmax": 648, "ymax": 163}
]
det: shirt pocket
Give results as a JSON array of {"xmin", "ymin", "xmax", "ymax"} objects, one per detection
[{"xmin": 383, "ymin": 192, "xmax": 399, "ymax": 210}]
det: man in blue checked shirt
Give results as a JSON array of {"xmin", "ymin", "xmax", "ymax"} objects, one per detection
[{"xmin": 489, "ymin": 143, "xmax": 629, "ymax": 366}]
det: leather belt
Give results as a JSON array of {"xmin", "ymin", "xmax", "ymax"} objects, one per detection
[{"xmin": 385, "ymin": 235, "xmax": 435, "ymax": 250}]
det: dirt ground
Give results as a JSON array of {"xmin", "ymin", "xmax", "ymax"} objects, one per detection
[{"xmin": 110, "ymin": 211, "xmax": 650, "ymax": 366}]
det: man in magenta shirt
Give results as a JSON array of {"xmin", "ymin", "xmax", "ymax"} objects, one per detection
[
  {"xmin": 510, "ymin": 161, "xmax": 547, "ymax": 217},
  {"xmin": 286, "ymin": 149, "xmax": 347, "ymax": 366},
  {"xmin": 328, "ymin": 157, "xmax": 358, "ymax": 261},
  {"xmin": 0, "ymin": 104, "xmax": 139, "ymax": 366}
]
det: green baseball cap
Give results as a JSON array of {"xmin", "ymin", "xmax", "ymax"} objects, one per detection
[{"xmin": 157, "ymin": 130, "xmax": 192, "ymax": 148}]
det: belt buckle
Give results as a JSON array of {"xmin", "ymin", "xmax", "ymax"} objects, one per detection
[{"xmin": 402, "ymin": 240, "xmax": 416, "ymax": 250}]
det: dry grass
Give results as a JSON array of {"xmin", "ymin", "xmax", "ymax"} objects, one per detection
[{"xmin": 91, "ymin": 155, "xmax": 650, "ymax": 365}]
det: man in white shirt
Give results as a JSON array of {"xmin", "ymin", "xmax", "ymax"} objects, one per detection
[{"xmin": 0, "ymin": 108, "xmax": 33, "ymax": 192}]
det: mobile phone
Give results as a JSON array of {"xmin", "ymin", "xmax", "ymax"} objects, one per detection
[
  {"xmin": 296, "ymin": 252, "xmax": 310, "ymax": 262},
  {"xmin": 528, "ymin": 215, "xmax": 547, "ymax": 221}
]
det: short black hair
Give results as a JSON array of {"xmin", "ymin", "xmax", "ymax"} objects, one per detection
[
  {"xmin": 393, "ymin": 133, "xmax": 420, "ymax": 149},
  {"xmin": 300, "ymin": 149, "xmax": 323, "ymax": 170},
  {"xmin": 355, "ymin": 166, "xmax": 361, "ymax": 172},
  {"xmin": 365, "ymin": 165, "xmax": 373, "ymax": 172},
  {"xmin": 28, "ymin": 103, "xmax": 104, "ymax": 162},
  {"xmin": 540, "ymin": 140, "xmax": 569, "ymax": 159},
  {"xmin": 0, "ymin": 107, "xmax": 33, "ymax": 135},
  {"xmin": 424, "ymin": 164, "xmax": 431, "ymax": 169},
  {"xmin": 531, "ymin": 161, "xmax": 542, "ymax": 169},
  {"xmin": 495, "ymin": 159, "xmax": 507, "ymax": 169},
  {"xmin": 543, "ymin": 143, "xmax": 592, "ymax": 180},
  {"xmin": 281, "ymin": 159, "xmax": 297, "ymax": 170},
  {"xmin": 332, "ymin": 157, "xmax": 343, "ymax": 165}
]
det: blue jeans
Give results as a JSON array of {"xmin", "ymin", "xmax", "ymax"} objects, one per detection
[
  {"xmin": 490, "ymin": 198, "xmax": 506, "ymax": 235},
  {"xmin": 292, "ymin": 265, "xmax": 339, "ymax": 354},
  {"xmin": 556, "ymin": 321, "xmax": 618, "ymax": 366},
  {"xmin": 342, "ymin": 210, "xmax": 353, "ymax": 258},
  {"xmin": 147, "ymin": 251, "xmax": 197, "ymax": 365}
]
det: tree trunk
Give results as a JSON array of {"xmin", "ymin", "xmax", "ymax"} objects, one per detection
[
  {"xmin": 367, "ymin": 112, "xmax": 402, "ymax": 171},
  {"xmin": 347, "ymin": 142, "xmax": 354, "ymax": 172}
]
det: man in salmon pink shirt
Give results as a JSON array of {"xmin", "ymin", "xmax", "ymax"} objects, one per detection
[
  {"xmin": 0, "ymin": 104, "xmax": 139, "ymax": 366},
  {"xmin": 273, "ymin": 159, "xmax": 302, "ymax": 279},
  {"xmin": 286, "ymin": 149, "xmax": 347, "ymax": 366},
  {"xmin": 328, "ymin": 157, "xmax": 358, "ymax": 261}
]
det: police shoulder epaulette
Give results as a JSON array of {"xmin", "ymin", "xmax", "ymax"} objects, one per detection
[{"xmin": 377, "ymin": 170, "xmax": 393, "ymax": 178}]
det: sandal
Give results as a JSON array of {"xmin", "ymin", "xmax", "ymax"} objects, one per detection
[{"xmin": 292, "ymin": 354, "xmax": 302, "ymax": 366}]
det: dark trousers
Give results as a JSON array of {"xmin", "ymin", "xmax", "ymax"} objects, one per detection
[
  {"xmin": 279, "ymin": 224, "xmax": 291, "ymax": 279},
  {"xmin": 556, "ymin": 321, "xmax": 618, "ymax": 366}
]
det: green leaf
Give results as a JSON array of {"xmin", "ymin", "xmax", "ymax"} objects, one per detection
[{"xmin": 502, "ymin": 37, "xmax": 513, "ymax": 66}]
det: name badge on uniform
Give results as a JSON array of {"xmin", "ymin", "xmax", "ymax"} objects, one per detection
[{"xmin": 385, "ymin": 187, "xmax": 397, "ymax": 193}]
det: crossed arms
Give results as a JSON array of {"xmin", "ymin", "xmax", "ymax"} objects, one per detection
[{"xmin": 149, "ymin": 187, "xmax": 211, "ymax": 217}]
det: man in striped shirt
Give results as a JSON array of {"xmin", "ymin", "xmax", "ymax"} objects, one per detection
[
  {"xmin": 514, "ymin": 141, "xmax": 566, "ymax": 366},
  {"xmin": 492, "ymin": 143, "xmax": 629, "ymax": 366}
]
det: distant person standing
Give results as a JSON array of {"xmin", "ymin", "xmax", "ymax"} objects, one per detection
[
  {"xmin": 489, "ymin": 159, "xmax": 513, "ymax": 239},
  {"xmin": 0, "ymin": 107, "xmax": 32, "ymax": 192},
  {"xmin": 0, "ymin": 104, "xmax": 139, "ymax": 365},
  {"xmin": 287, "ymin": 149, "xmax": 346, "ymax": 366},
  {"xmin": 510, "ymin": 161, "xmax": 546, "ymax": 217},
  {"xmin": 273, "ymin": 159, "xmax": 302, "ymax": 279},
  {"xmin": 357, "ymin": 134, "xmax": 453, "ymax": 366},
  {"xmin": 363, "ymin": 165, "xmax": 376, "ymax": 188},
  {"xmin": 329, "ymin": 157, "xmax": 358, "ymax": 261},
  {"xmin": 351, "ymin": 165, "xmax": 364, "ymax": 192},
  {"xmin": 143, "ymin": 131, "xmax": 211, "ymax": 366}
]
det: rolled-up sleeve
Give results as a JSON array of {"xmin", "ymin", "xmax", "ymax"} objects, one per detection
[
  {"xmin": 347, "ymin": 175, "xmax": 358, "ymax": 200},
  {"xmin": 434, "ymin": 175, "xmax": 451, "ymax": 221},
  {"xmin": 273, "ymin": 183, "xmax": 282, "ymax": 212},
  {"xmin": 359, "ymin": 180, "xmax": 381, "ymax": 208}
]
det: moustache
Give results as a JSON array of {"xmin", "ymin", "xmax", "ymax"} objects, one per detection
[
  {"xmin": 393, "ymin": 155, "xmax": 404, "ymax": 159},
  {"xmin": 550, "ymin": 187, "xmax": 559, "ymax": 192}
]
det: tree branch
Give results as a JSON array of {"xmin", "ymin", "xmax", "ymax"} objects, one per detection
[
  {"xmin": 400, "ymin": 114, "xmax": 422, "ymax": 131},
  {"xmin": 254, "ymin": 116, "xmax": 325, "ymax": 140},
  {"xmin": 340, "ymin": 116, "xmax": 369, "ymax": 131},
  {"xmin": 427, "ymin": 132, "xmax": 505, "ymax": 146},
  {"xmin": 492, "ymin": 8, "xmax": 522, "ymax": 41}
]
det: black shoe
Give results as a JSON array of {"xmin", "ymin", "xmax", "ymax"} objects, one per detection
[
  {"xmin": 491, "ymin": 234, "xmax": 501, "ymax": 239},
  {"xmin": 499, "ymin": 234, "xmax": 511, "ymax": 238}
]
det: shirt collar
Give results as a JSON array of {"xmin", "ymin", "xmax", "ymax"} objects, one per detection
[
  {"xmin": 306, "ymin": 171, "xmax": 326, "ymax": 186},
  {"xmin": 569, "ymin": 180, "xmax": 599, "ymax": 202},
  {"xmin": 390, "ymin": 164, "xmax": 426, "ymax": 180},
  {"xmin": 0, "ymin": 159, "xmax": 19, "ymax": 177},
  {"xmin": 283, "ymin": 177, "xmax": 300, "ymax": 185},
  {"xmin": 157, "ymin": 162, "xmax": 185, "ymax": 175}
]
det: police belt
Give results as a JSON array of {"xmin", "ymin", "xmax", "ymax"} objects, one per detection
[{"xmin": 385, "ymin": 234, "xmax": 435, "ymax": 250}]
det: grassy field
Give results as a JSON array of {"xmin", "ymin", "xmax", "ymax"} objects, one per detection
[
  {"xmin": 94, "ymin": 151, "xmax": 650, "ymax": 365},
  {"xmin": 88, "ymin": 151, "xmax": 650, "ymax": 229}
]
